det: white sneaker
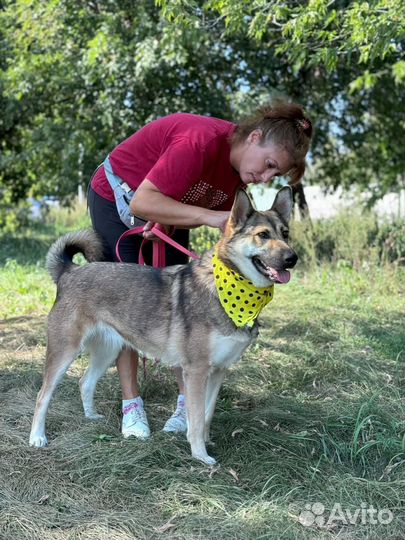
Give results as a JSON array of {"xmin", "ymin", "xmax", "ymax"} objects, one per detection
[
  {"xmin": 122, "ymin": 399, "xmax": 150, "ymax": 439},
  {"xmin": 163, "ymin": 395, "xmax": 187, "ymax": 433}
]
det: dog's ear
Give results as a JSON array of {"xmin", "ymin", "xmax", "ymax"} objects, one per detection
[
  {"xmin": 270, "ymin": 186, "xmax": 293, "ymax": 223},
  {"xmin": 227, "ymin": 189, "xmax": 255, "ymax": 232}
]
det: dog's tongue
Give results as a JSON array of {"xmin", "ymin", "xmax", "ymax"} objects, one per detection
[{"xmin": 268, "ymin": 267, "xmax": 291, "ymax": 284}]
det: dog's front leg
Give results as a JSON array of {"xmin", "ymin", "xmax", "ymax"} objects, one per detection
[
  {"xmin": 183, "ymin": 365, "xmax": 217, "ymax": 466},
  {"xmin": 204, "ymin": 369, "xmax": 226, "ymax": 444}
]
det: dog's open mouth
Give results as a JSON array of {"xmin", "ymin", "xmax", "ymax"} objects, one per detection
[{"xmin": 252, "ymin": 256, "xmax": 291, "ymax": 284}]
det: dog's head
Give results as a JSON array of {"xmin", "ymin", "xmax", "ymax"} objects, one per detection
[{"xmin": 217, "ymin": 187, "xmax": 298, "ymax": 288}]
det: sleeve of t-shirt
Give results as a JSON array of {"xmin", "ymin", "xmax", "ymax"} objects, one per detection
[{"xmin": 145, "ymin": 138, "xmax": 205, "ymax": 201}]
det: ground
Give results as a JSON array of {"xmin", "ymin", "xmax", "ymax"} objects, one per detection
[{"xmin": 1, "ymin": 246, "xmax": 404, "ymax": 539}]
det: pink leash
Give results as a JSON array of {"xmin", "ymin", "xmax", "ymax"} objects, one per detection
[
  {"xmin": 115, "ymin": 224, "xmax": 200, "ymax": 375},
  {"xmin": 115, "ymin": 224, "xmax": 199, "ymax": 265}
]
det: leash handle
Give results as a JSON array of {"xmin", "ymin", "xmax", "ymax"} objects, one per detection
[
  {"xmin": 149, "ymin": 226, "xmax": 200, "ymax": 261},
  {"xmin": 115, "ymin": 224, "xmax": 200, "ymax": 264}
]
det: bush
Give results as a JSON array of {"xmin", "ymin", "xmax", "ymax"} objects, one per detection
[
  {"xmin": 46, "ymin": 199, "xmax": 91, "ymax": 232},
  {"xmin": 376, "ymin": 220, "xmax": 405, "ymax": 264},
  {"xmin": 291, "ymin": 209, "xmax": 405, "ymax": 268},
  {"xmin": 0, "ymin": 189, "xmax": 33, "ymax": 232},
  {"xmin": 190, "ymin": 225, "xmax": 220, "ymax": 255}
]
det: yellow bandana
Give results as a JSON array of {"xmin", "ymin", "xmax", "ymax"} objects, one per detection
[{"xmin": 212, "ymin": 252, "xmax": 274, "ymax": 328}]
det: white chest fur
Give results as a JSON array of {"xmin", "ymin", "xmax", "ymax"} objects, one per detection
[{"xmin": 209, "ymin": 329, "xmax": 253, "ymax": 369}]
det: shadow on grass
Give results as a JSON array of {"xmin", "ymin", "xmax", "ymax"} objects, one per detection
[
  {"xmin": 1, "ymin": 351, "xmax": 404, "ymax": 540},
  {"xmin": 0, "ymin": 315, "xmax": 47, "ymax": 349},
  {"xmin": 260, "ymin": 305, "xmax": 404, "ymax": 372}
]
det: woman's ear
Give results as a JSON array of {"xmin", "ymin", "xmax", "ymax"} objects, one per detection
[{"xmin": 247, "ymin": 129, "xmax": 263, "ymax": 145}]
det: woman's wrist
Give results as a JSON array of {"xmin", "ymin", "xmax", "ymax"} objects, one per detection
[
  {"xmin": 200, "ymin": 209, "xmax": 230, "ymax": 232},
  {"xmin": 196, "ymin": 208, "xmax": 212, "ymax": 227}
]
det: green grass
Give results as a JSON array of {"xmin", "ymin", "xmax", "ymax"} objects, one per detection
[{"xmin": 0, "ymin": 208, "xmax": 404, "ymax": 540}]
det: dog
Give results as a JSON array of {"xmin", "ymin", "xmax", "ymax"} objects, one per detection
[{"xmin": 29, "ymin": 187, "xmax": 297, "ymax": 465}]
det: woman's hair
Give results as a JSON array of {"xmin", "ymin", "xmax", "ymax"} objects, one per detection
[{"xmin": 230, "ymin": 100, "xmax": 313, "ymax": 183}]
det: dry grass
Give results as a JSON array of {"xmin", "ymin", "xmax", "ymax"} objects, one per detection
[{"xmin": 0, "ymin": 212, "xmax": 404, "ymax": 540}]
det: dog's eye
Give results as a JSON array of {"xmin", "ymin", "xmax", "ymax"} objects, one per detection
[
  {"xmin": 282, "ymin": 229, "xmax": 289, "ymax": 239},
  {"xmin": 258, "ymin": 231, "xmax": 271, "ymax": 239}
]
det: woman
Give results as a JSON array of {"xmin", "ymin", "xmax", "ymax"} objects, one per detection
[{"xmin": 88, "ymin": 100, "xmax": 313, "ymax": 439}]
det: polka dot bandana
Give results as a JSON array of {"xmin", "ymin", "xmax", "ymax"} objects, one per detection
[{"xmin": 212, "ymin": 252, "xmax": 274, "ymax": 328}]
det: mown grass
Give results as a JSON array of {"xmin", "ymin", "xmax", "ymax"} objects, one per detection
[{"xmin": 0, "ymin": 203, "xmax": 404, "ymax": 540}]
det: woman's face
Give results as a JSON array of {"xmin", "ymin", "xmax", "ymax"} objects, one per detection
[{"xmin": 231, "ymin": 130, "xmax": 294, "ymax": 186}]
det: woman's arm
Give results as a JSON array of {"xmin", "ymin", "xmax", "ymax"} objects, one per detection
[{"xmin": 130, "ymin": 179, "xmax": 229, "ymax": 231}]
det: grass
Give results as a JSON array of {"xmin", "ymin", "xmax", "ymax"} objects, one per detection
[{"xmin": 0, "ymin": 204, "xmax": 404, "ymax": 540}]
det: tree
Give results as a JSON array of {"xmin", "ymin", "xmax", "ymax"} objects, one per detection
[
  {"xmin": 0, "ymin": 0, "xmax": 404, "ymax": 228},
  {"xmin": 0, "ymin": 0, "xmax": 241, "ymax": 204},
  {"xmin": 157, "ymin": 0, "xmax": 405, "ymax": 198}
]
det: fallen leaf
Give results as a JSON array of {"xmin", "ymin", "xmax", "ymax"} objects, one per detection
[
  {"xmin": 36, "ymin": 495, "xmax": 49, "ymax": 505},
  {"xmin": 228, "ymin": 468, "xmax": 239, "ymax": 482},
  {"xmin": 154, "ymin": 519, "xmax": 176, "ymax": 533}
]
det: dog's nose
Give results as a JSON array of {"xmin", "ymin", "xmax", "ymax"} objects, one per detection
[{"xmin": 283, "ymin": 250, "xmax": 298, "ymax": 268}]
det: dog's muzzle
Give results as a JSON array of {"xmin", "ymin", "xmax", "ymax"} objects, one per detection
[{"xmin": 283, "ymin": 249, "xmax": 298, "ymax": 269}]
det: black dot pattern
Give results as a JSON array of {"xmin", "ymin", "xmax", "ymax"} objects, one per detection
[{"xmin": 212, "ymin": 252, "xmax": 274, "ymax": 327}]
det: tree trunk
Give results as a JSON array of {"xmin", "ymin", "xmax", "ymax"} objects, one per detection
[{"xmin": 291, "ymin": 183, "xmax": 310, "ymax": 220}]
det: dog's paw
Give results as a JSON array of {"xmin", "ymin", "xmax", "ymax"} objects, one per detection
[
  {"xmin": 202, "ymin": 455, "xmax": 218, "ymax": 466},
  {"xmin": 29, "ymin": 434, "xmax": 48, "ymax": 447},
  {"xmin": 85, "ymin": 412, "xmax": 105, "ymax": 421},
  {"xmin": 193, "ymin": 452, "xmax": 217, "ymax": 466}
]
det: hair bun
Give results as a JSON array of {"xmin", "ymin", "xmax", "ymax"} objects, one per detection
[{"xmin": 295, "ymin": 117, "xmax": 312, "ymax": 137}]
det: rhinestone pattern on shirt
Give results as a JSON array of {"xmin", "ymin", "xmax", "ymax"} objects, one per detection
[{"xmin": 181, "ymin": 181, "xmax": 228, "ymax": 208}]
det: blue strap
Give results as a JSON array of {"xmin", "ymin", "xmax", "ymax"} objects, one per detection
[{"xmin": 103, "ymin": 155, "xmax": 135, "ymax": 198}]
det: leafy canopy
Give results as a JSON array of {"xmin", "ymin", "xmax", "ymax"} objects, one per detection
[{"xmin": 0, "ymin": 0, "xmax": 404, "ymax": 229}]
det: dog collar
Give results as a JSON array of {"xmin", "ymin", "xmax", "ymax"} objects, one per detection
[{"xmin": 212, "ymin": 252, "xmax": 274, "ymax": 328}]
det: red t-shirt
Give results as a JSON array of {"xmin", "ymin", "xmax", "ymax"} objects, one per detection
[{"xmin": 91, "ymin": 113, "xmax": 244, "ymax": 211}]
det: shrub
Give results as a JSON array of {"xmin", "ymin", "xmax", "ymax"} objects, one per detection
[
  {"xmin": 291, "ymin": 209, "xmax": 405, "ymax": 268},
  {"xmin": 190, "ymin": 226, "xmax": 220, "ymax": 255}
]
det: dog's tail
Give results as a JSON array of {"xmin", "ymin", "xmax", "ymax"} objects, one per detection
[{"xmin": 46, "ymin": 229, "xmax": 104, "ymax": 284}]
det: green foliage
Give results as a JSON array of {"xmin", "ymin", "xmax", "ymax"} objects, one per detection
[
  {"xmin": 0, "ymin": 0, "xmax": 404, "ymax": 230},
  {"xmin": 0, "ymin": 186, "xmax": 32, "ymax": 231},
  {"xmin": 291, "ymin": 209, "xmax": 405, "ymax": 268},
  {"xmin": 190, "ymin": 225, "xmax": 221, "ymax": 255},
  {"xmin": 0, "ymin": 0, "xmax": 241, "ymax": 216},
  {"xmin": 46, "ymin": 200, "xmax": 91, "ymax": 231},
  {"xmin": 376, "ymin": 219, "xmax": 405, "ymax": 263},
  {"xmin": 157, "ymin": 0, "xmax": 405, "ymax": 198},
  {"xmin": 162, "ymin": 0, "xmax": 405, "ymax": 85}
]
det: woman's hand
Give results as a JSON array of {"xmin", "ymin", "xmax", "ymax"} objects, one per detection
[
  {"xmin": 203, "ymin": 211, "xmax": 230, "ymax": 232},
  {"xmin": 142, "ymin": 221, "xmax": 174, "ymax": 241}
]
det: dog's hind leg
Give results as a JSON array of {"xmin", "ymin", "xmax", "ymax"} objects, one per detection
[
  {"xmin": 183, "ymin": 363, "xmax": 217, "ymax": 466},
  {"xmin": 29, "ymin": 335, "xmax": 80, "ymax": 447},
  {"xmin": 204, "ymin": 369, "xmax": 226, "ymax": 444},
  {"xmin": 80, "ymin": 335, "xmax": 121, "ymax": 420}
]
